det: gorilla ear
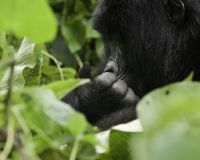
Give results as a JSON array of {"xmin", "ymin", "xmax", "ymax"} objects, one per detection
[{"xmin": 166, "ymin": 0, "xmax": 185, "ymax": 26}]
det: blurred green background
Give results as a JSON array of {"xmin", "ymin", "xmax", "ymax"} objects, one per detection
[{"xmin": 48, "ymin": 0, "xmax": 102, "ymax": 69}]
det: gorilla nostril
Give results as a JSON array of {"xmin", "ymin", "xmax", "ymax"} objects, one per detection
[{"xmin": 104, "ymin": 61, "xmax": 118, "ymax": 75}]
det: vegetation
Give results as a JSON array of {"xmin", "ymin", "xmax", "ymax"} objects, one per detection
[{"xmin": 0, "ymin": 0, "xmax": 200, "ymax": 160}]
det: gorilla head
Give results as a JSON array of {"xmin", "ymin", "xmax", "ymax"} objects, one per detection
[
  {"xmin": 63, "ymin": 0, "xmax": 200, "ymax": 130},
  {"xmin": 93, "ymin": 0, "xmax": 200, "ymax": 97}
]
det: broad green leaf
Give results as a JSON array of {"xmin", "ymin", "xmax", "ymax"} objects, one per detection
[
  {"xmin": 133, "ymin": 82, "xmax": 200, "ymax": 160},
  {"xmin": 23, "ymin": 43, "xmax": 43, "ymax": 86},
  {"xmin": 0, "ymin": 57, "xmax": 15, "ymax": 80},
  {"xmin": 13, "ymin": 88, "xmax": 88, "ymax": 135},
  {"xmin": 86, "ymin": 20, "xmax": 100, "ymax": 38},
  {"xmin": 42, "ymin": 66, "xmax": 76, "ymax": 80},
  {"xmin": 131, "ymin": 123, "xmax": 200, "ymax": 160},
  {"xmin": 62, "ymin": 18, "xmax": 86, "ymax": 53},
  {"xmin": 100, "ymin": 130, "xmax": 134, "ymax": 160},
  {"xmin": 32, "ymin": 136, "xmax": 51, "ymax": 154},
  {"xmin": 0, "ymin": 0, "xmax": 57, "ymax": 42},
  {"xmin": 76, "ymin": 142, "xmax": 99, "ymax": 160},
  {"xmin": 44, "ymin": 79, "xmax": 90, "ymax": 99},
  {"xmin": 137, "ymin": 82, "xmax": 200, "ymax": 133},
  {"xmin": 82, "ymin": 134, "xmax": 100, "ymax": 145},
  {"xmin": 0, "ymin": 38, "xmax": 42, "ymax": 94}
]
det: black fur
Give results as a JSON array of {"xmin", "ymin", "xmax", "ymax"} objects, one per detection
[{"xmin": 62, "ymin": 0, "xmax": 200, "ymax": 130}]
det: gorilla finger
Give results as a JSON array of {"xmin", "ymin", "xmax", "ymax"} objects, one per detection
[
  {"xmin": 78, "ymin": 62, "xmax": 93, "ymax": 79},
  {"xmin": 94, "ymin": 72, "xmax": 117, "ymax": 91},
  {"xmin": 111, "ymin": 80, "xmax": 128, "ymax": 97},
  {"xmin": 121, "ymin": 88, "xmax": 139, "ymax": 105}
]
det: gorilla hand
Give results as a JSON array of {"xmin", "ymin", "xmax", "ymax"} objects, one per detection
[
  {"xmin": 94, "ymin": 72, "xmax": 139, "ymax": 106},
  {"xmin": 78, "ymin": 62, "xmax": 138, "ymax": 106},
  {"xmin": 62, "ymin": 65, "xmax": 139, "ymax": 127}
]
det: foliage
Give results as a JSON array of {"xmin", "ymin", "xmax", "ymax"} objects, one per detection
[
  {"xmin": 0, "ymin": 0, "xmax": 200, "ymax": 160},
  {"xmin": 99, "ymin": 82, "xmax": 200, "ymax": 160},
  {"xmin": 0, "ymin": 0, "xmax": 56, "ymax": 42},
  {"xmin": 47, "ymin": 0, "xmax": 103, "ymax": 69}
]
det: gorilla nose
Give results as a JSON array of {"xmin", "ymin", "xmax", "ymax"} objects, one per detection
[{"xmin": 104, "ymin": 61, "xmax": 118, "ymax": 75}]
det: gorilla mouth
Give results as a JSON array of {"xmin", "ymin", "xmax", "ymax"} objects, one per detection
[{"xmin": 104, "ymin": 48, "xmax": 129, "ymax": 80}]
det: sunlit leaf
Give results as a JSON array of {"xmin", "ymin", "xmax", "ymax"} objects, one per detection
[
  {"xmin": 100, "ymin": 130, "xmax": 134, "ymax": 160},
  {"xmin": 0, "ymin": 0, "xmax": 57, "ymax": 42},
  {"xmin": 13, "ymin": 88, "xmax": 88, "ymax": 135},
  {"xmin": 0, "ymin": 38, "xmax": 42, "ymax": 94},
  {"xmin": 137, "ymin": 82, "xmax": 200, "ymax": 133},
  {"xmin": 44, "ymin": 79, "xmax": 90, "ymax": 99},
  {"xmin": 131, "ymin": 123, "xmax": 200, "ymax": 160}
]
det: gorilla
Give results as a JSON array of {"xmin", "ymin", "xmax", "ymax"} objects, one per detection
[{"xmin": 62, "ymin": 0, "xmax": 200, "ymax": 130}]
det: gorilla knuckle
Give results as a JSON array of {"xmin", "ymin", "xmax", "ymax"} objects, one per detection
[
  {"xmin": 121, "ymin": 88, "xmax": 139, "ymax": 105},
  {"xmin": 94, "ymin": 72, "xmax": 117, "ymax": 90},
  {"xmin": 111, "ymin": 80, "xmax": 128, "ymax": 97}
]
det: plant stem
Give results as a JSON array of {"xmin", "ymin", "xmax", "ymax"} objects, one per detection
[
  {"xmin": 69, "ymin": 136, "xmax": 80, "ymax": 160},
  {"xmin": 0, "ymin": 57, "xmax": 15, "ymax": 69},
  {"xmin": 74, "ymin": 52, "xmax": 83, "ymax": 67},
  {"xmin": 0, "ymin": 113, "xmax": 15, "ymax": 160},
  {"xmin": 42, "ymin": 51, "xmax": 64, "ymax": 81},
  {"xmin": 4, "ymin": 61, "xmax": 15, "ymax": 126},
  {"xmin": 61, "ymin": 0, "xmax": 68, "ymax": 26}
]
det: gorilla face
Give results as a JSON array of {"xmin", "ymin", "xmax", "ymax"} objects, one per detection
[{"xmin": 93, "ymin": 0, "xmax": 200, "ymax": 97}]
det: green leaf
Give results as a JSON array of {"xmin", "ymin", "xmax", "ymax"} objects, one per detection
[
  {"xmin": 95, "ymin": 38, "xmax": 104, "ymax": 58},
  {"xmin": 82, "ymin": 134, "xmax": 100, "ymax": 145},
  {"xmin": 131, "ymin": 123, "xmax": 200, "ymax": 160},
  {"xmin": 44, "ymin": 79, "xmax": 90, "ymax": 99},
  {"xmin": 13, "ymin": 88, "xmax": 88, "ymax": 135},
  {"xmin": 137, "ymin": 82, "xmax": 200, "ymax": 133},
  {"xmin": 86, "ymin": 20, "xmax": 100, "ymax": 38},
  {"xmin": 42, "ymin": 66, "xmax": 76, "ymax": 80},
  {"xmin": 48, "ymin": 0, "xmax": 65, "ymax": 4},
  {"xmin": 0, "ymin": 38, "xmax": 42, "ymax": 94},
  {"xmin": 0, "ymin": 31, "xmax": 7, "ymax": 60},
  {"xmin": 39, "ymin": 149, "xmax": 67, "ymax": 160},
  {"xmin": 23, "ymin": 43, "xmax": 43, "ymax": 86},
  {"xmin": 100, "ymin": 130, "xmax": 134, "ymax": 160},
  {"xmin": 0, "ymin": 0, "xmax": 57, "ymax": 42},
  {"xmin": 132, "ymin": 82, "xmax": 200, "ymax": 160},
  {"xmin": 184, "ymin": 72, "xmax": 194, "ymax": 82},
  {"xmin": 76, "ymin": 142, "xmax": 99, "ymax": 160},
  {"xmin": 62, "ymin": 18, "xmax": 86, "ymax": 53}
]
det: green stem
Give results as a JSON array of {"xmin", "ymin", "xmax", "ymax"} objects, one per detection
[
  {"xmin": 12, "ymin": 105, "xmax": 30, "ymax": 135},
  {"xmin": 42, "ymin": 51, "xmax": 64, "ymax": 81},
  {"xmin": 0, "ymin": 114, "xmax": 15, "ymax": 160},
  {"xmin": 0, "ymin": 57, "xmax": 15, "ymax": 69},
  {"xmin": 4, "ymin": 61, "xmax": 15, "ymax": 126},
  {"xmin": 69, "ymin": 136, "xmax": 80, "ymax": 160},
  {"xmin": 61, "ymin": 0, "xmax": 68, "ymax": 26},
  {"xmin": 74, "ymin": 52, "xmax": 83, "ymax": 67}
]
